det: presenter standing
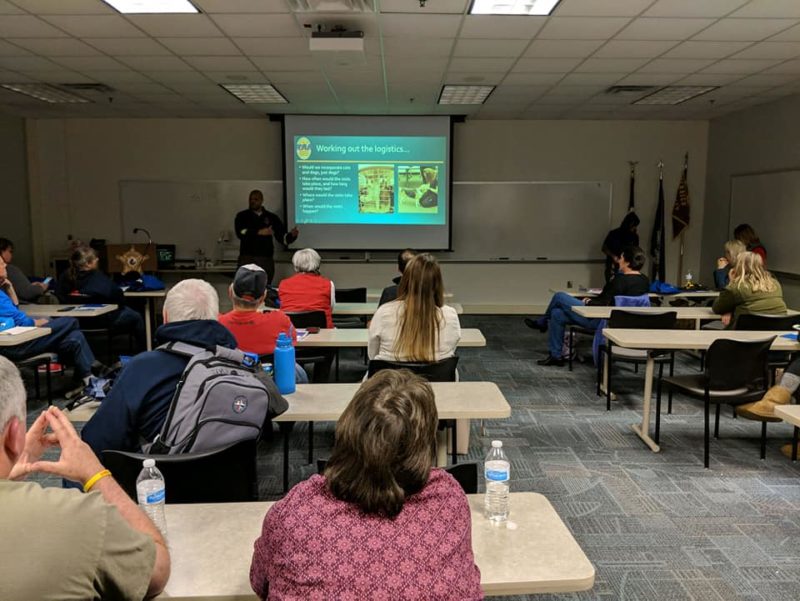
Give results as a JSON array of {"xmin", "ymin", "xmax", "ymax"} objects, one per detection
[{"xmin": 235, "ymin": 189, "xmax": 299, "ymax": 284}]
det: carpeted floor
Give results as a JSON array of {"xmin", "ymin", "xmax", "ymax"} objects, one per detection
[{"xmin": 23, "ymin": 315, "xmax": 800, "ymax": 600}]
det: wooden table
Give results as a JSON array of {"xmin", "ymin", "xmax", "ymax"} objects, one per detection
[
  {"xmin": 574, "ymin": 305, "xmax": 799, "ymax": 329},
  {"xmin": 603, "ymin": 328, "xmax": 800, "ymax": 453},
  {"xmin": 0, "ymin": 327, "xmax": 51, "ymax": 346},
  {"xmin": 297, "ymin": 327, "xmax": 485, "ymax": 348},
  {"xmin": 274, "ymin": 381, "xmax": 510, "ymax": 491},
  {"xmin": 124, "ymin": 290, "xmax": 166, "ymax": 351},
  {"xmin": 333, "ymin": 302, "xmax": 463, "ymax": 316},
  {"xmin": 23, "ymin": 304, "xmax": 118, "ymax": 318},
  {"xmin": 157, "ymin": 492, "xmax": 594, "ymax": 600},
  {"xmin": 774, "ymin": 405, "xmax": 800, "ymax": 461}
]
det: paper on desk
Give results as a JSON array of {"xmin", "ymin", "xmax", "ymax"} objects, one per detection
[
  {"xmin": 296, "ymin": 329, "xmax": 310, "ymax": 340},
  {"xmin": 75, "ymin": 304, "xmax": 105, "ymax": 311},
  {"xmin": 0, "ymin": 326, "xmax": 36, "ymax": 335}
]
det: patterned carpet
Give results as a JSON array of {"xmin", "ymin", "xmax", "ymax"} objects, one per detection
[{"xmin": 24, "ymin": 315, "xmax": 800, "ymax": 601}]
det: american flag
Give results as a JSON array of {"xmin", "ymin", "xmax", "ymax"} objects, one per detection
[{"xmin": 672, "ymin": 153, "xmax": 690, "ymax": 239}]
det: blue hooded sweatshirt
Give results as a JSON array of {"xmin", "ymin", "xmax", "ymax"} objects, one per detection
[{"xmin": 81, "ymin": 319, "xmax": 236, "ymax": 457}]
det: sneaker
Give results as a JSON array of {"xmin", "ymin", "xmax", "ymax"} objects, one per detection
[
  {"xmin": 524, "ymin": 317, "xmax": 548, "ymax": 333},
  {"xmin": 537, "ymin": 355, "xmax": 565, "ymax": 367}
]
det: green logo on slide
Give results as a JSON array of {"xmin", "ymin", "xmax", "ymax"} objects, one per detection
[{"xmin": 296, "ymin": 137, "xmax": 312, "ymax": 160}]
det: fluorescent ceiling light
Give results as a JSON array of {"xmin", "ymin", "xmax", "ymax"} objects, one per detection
[
  {"xmin": 221, "ymin": 84, "xmax": 289, "ymax": 104},
  {"xmin": 1, "ymin": 83, "xmax": 90, "ymax": 103},
  {"xmin": 634, "ymin": 86, "xmax": 717, "ymax": 105},
  {"xmin": 438, "ymin": 85, "xmax": 495, "ymax": 105},
  {"xmin": 469, "ymin": 0, "xmax": 560, "ymax": 16},
  {"xmin": 102, "ymin": 0, "xmax": 199, "ymax": 14}
]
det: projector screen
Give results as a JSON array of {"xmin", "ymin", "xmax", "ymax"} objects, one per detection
[{"xmin": 283, "ymin": 115, "xmax": 452, "ymax": 250}]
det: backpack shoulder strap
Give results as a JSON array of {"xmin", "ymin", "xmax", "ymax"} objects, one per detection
[{"xmin": 156, "ymin": 341, "xmax": 210, "ymax": 358}]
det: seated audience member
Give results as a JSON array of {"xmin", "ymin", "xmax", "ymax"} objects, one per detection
[
  {"xmin": 0, "ymin": 238, "xmax": 47, "ymax": 303},
  {"xmin": 738, "ymin": 357, "xmax": 800, "ymax": 421},
  {"xmin": 55, "ymin": 245, "xmax": 145, "ymax": 350},
  {"xmin": 378, "ymin": 248, "xmax": 417, "ymax": 306},
  {"xmin": 711, "ymin": 251, "xmax": 786, "ymax": 327},
  {"xmin": 0, "ymin": 256, "xmax": 100, "ymax": 390},
  {"xmin": 219, "ymin": 264, "xmax": 308, "ymax": 383},
  {"xmin": 601, "ymin": 212, "xmax": 640, "ymax": 283},
  {"xmin": 713, "ymin": 239, "xmax": 746, "ymax": 290},
  {"xmin": 81, "ymin": 279, "xmax": 237, "ymax": 456},
  {"xmin": 250, "ymin": 370, "xmax": 483, "ymax": 601},
  {"xmin": 734, "ymin": 223, "xmax": 767, "ymax": 264},
  {"xmin": 0, "ymin": 358, "xmax": 170, "ymax": 600},
  {"xmin": 369, "ymin": 253, "xmax": 460, "ymax": 362},
  {"xmin": 278, "ymin": 248, "xmax": 335, "ymax": 328},
  {"xmin": 527, "ymin": 246, "xmax": 650, "ymax": 367}
]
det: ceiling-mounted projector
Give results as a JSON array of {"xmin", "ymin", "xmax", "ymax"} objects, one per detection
[{"xmin": 310, "ymin": 29, "xmax": 365, "ymax": 53}]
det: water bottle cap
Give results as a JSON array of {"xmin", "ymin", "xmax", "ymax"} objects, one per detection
[
  {"xmin": 276, "ymin": 331, "xmax": 291, "ymax": 345},
  {"xmin": 143, "ymin": 458, "xmax": 155, "ymax": 468},
  {"xmin": 491, "ymin": 440, "xmax": 502, "ymax": 448}
]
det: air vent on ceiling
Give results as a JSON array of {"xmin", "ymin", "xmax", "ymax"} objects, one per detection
[
  {"xmin": 61, "ymin": 83, "xmax": 115, "ymax": 94},
  {"xmin": 605, "ymin": 85, "xmax": 657, "ymax": 95},
  {"xmin": 289, "ymin": 0, "xmax": 373, "ymax": 12}
]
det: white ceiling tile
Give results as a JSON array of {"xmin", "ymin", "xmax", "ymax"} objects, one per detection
[
  {"xmin": 560, "ymin": 72, "xmax": 626, "ymax": 85},
  {"xmin": 764, "ymin": 58, "xmax": 800, "ymax": 72},
  {"xmin": 387, "ymin": 57, "xmax": 447, "ymax": 72},
  {"xmin": 81, "ymin": 69, "xmax": 153, "ymax": 82},
  {"xmin": 42, "ymin": 15, "xmax": 145, "ymax": 38},
  {"xmin": 184, "ymin": 55, "xmax": 256, "ymax": 71},
  {"xmin": 0, "ymin": 1, "xmax": 25, "ymax": 14},
  {"xmin": 538, "ymin": 17, "xmax": 631, "ymax": 40},
  {"xmin": 677, "ymin": 72, "xmax": 743, "ymax": 84},
  {"xmin": 30, "ymin": 70, "xmax": 95, "ymax": 83},
  {"xmin": 1, "ymin": 15, "xmax": 71, "ymax": 37},
  {"xmin": 643, "ymin": 0, "xmax": 748, "ymax": 18},
  {"xmin": 574, "ymin": 57, "xmax": 651, "ymax": 72},
  {"xmin": 0, "ymin": 56, "xmax": 61, "ymax": 70},
  {"xmin": 731, "ymin": 41, "xmax": 800, "ymax": 59},
  {"xmin": 194, "ymin": 0, "xmax": 290, "ymax": 12},
  {"xmin": 617, "ymin": 72, "xmax": 682, "ymax": 84},
  {"xmin": 729, "ymin": 72, "xmax": 799, "ymax": 86},
  {"xmin": 382, "ymin": 37, "xmax": 454, "ymax": 57},
  {"xmin": 121, "ymin": 55, "xmax": 194, "ymax": 71},
  {"xmin": 535, "ymin": 94, "xmax": 586, "ymax": 105},
  {"xmin": 13, "ymin": 0, "xmax": 115, "ymax": 14},
  {"xmin": 380, "ymin": 0, "xmax": 467, "ymax": 13},
  {"xmin": 448, "ymin": 57, "xmax": 515, "ymax": 71},
  {"xmin": 769, "ymin": 23, "xmax": 800, "ymax": 41},
  {"xmin": 490, "ymin": 84, "xmax": 549, "ymax": 98},
  {"xmin": 512, "ymin": 57, "xmax": 582, "ymax": 72},
  {"xmin": 692, "ymin": 18, "xmax": 796, "ymax": 41},
  {"xmin": 127, "ymin": 15, "xmax": 224, "ymax": 37},
  {"xmin": 55, "ymin": 56, "xmax": 126, "ymax": 70},
  {"xmin": 114, "ymin": 81, "xmax": 175, "ymax": 94},
  {"xmin": 265, "ymin": 71, "xmax": 325, "ymax": 83},
  {"xmin": 702, "ymin": 58, "xmax": 782, "ymax": 73},
  {"xmin": 731, "ymin": 0, "xmax": 800, "ymax": 18},
  {"xmin": 251, "ymin": 56, "xmax": 316, "ymax": 71},
  {"xmin": 501, "ymin": 72, "xmax": 564, "ymax": 84},
  {"xmin": 159, "ymin": 37, "xmax": 241, "ymax": 56},
  {"xmin": 442, "ymin": 71, "xmax": 503, "ymax": 84},
  {"xmin": 616, "ymin": 18, "xmax": 716, "ymax": 40},
  {"xmin": 453, "ymin": 38, "xmax": 529, "ymax": 58},
  {"xmin": 10, "ymin": 37, "xmax": 102, "ymax": 56},
  {"xmin": 84, "ymin": 37, "xmax": 171, "ymax": 55},
  {"xmin": 547, "ymin": 84, "xmax": 607, "ymax": 95},
  {"xmin": 149, "ymin": 71, "xmax": 211, "ymax": 83},
  {"xmin": 662, "ymin": 40, "xmax": 751, "ymax": 58},
  {"xmin": 458, "ymin": 15, "xmax": 545, "ymax": 39},
  {"xmin": 208, "ymin": 71, "xmax": 268, "ymax": 82},
  {"xmin": 211, "ymin": 14, "xmax": 301, "ymax": 37},
  {"xmin": 556, "ymin": 0, "xmax": 653, "ymax": 16},
  {"xmin": 381, "ymin": 14, "xmax": 462, "ymax": 38},
  {"xmin": 524, "ymin": 39, "xmax": 603, "ymax": 58},
  {"xmin": 637, "ymin": 58, "xmax": 715, "ymax": 73},
  {"xmin": 233, "ymin": 37, "xmax": 309, "ymax": 56},
  {"xmin": 593, "ymin": 40, "xmax": 679, "ymax": 58},
  {"xmin": 0, "ymin": 40, "xmax": 31, "ymax": 56}
]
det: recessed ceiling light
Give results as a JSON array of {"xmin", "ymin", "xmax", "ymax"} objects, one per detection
[
  {"xmin": 102, "ymin": 0, "xmax": 199, "ymax": 14},
  {"xmin": 438, "ymin": 85, "xmax": 495, "ymax": 105},
  {"xmin": 1, "ymin": 83, "xmax": 90, "ymax": 103},
  {"xmin": 220, "ymin": 84, "xmax": 289, "ymax": 104},
  {"xmin": 469, "ymin": 0, "xmax": 561, "ymax": 16},
  {"xmin": 634, "ymin": 86, "xmax": 717, "ymax": 105}
]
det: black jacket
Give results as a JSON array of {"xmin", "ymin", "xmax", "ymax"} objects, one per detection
[
  {"xmin": 234, "ymin": 208, "xmax": 296, "ymax": 257},
  {"xmin": 589, "ymin": 273, "xmax": 650, "ymax": 306},
  {"xmin": 55, "ymin": 269, "xmax": 125, "ymax": 304}
]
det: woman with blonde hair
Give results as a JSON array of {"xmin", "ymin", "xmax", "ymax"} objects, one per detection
[
  {"xmin": 712, "ymin": 251, "xmax": 786, "ymax": 327},
  {"xmin": 713, "ymin": 239, "xmax": 746, "ymax": 290}
]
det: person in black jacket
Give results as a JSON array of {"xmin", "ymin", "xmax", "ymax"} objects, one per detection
[
  {"xmin": 527, "ymin": 246, "xmax": 650, "ymax": 367},
  {"xmin": 601, "ymin": 212, "xmax": 640, "ymax": 283},
  {"xmin": 234, "ymin": 189, "xmax": 299, "ymax": 284},
  {"xmin": 55, "ymin": 246, "xmax": 145, "ymax": 351}
]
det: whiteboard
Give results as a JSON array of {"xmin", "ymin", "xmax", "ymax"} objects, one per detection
[
  {"xmin": 450, "ymin": 181, "xmax": 612, "ymax": 261},
  {"xmin": 730, "ymin": 170, "xmax": 800, "ymax": 275},
  {"xmin": 120, "ymin": 180, "xmax": 283, "ymax": 260}
]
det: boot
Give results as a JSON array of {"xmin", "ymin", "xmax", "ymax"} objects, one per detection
[{"xmin": 736, "ymin": 385, "xmax": 792, "ymax": 419}]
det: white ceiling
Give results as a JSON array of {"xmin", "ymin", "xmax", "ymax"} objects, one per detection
[{"xmin": 1, "ymin": 0, "xmax": 800, "ymax": 119}]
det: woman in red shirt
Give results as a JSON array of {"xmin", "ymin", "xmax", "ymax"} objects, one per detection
[
  {"xmin": 278, "ymin": 248, "xmax": 335, "ymax": 328},
  {"xmin": 250, "ymin": 370, "xmax": 483, "ymax": 600},
  {"xmin": 734, "ymin": 223, "xmax": 767, "ymax": 265}
]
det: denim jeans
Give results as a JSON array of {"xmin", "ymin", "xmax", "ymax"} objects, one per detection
[
  {"xmin": 0, "ymin": 316, "xmax": 95, "ymax": 378},
  {"xmin": 544, "ymin": 292, "xmax": 600, "ymax": 358}
]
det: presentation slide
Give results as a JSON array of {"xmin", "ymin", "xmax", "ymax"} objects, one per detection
[{"xmin": 284, "ymin": 115, "xmax": 452, "ymax": 250}]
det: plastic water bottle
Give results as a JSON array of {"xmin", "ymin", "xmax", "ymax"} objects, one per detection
[
  {"xmin": 274, "ymin": 331, "xmax": 296, "ymax": 394},
  {"xmin": 484, "ymin": 440, "xmax": 510, "ymax": 523},
  {"xmin": 136, "ymin": 459, "xmax": 167, "ymax": 538}
]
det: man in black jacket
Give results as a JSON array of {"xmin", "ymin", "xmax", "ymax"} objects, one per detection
[{"xmin": 234, "ymin": 190, "xmax": 299, "ymax": 284}]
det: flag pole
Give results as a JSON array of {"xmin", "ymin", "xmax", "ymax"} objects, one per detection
[
  {"xmin": 627, "ymin": 160, "xmax": 638, "ymax": 212},
  {"xmin": 676, "ymin": 152, "xmax": 688, "ymax": 284}
]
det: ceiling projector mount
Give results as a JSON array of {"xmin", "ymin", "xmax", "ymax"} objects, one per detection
[{"xmin": 308, "ymin": 24, "xmax": 365, "ymax": 54}]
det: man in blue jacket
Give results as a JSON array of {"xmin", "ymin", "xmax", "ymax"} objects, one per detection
[
  {"xmin": 0, "ymin": 257, "xmax": 97, "ymax": 386},
  {"xmin": 81, "ymin": 279, "xmax": 237, "ymax": 457}
]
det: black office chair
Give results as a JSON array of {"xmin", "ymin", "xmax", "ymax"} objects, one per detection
[
  {"xmin": 734, "ymin": 313, "xmax": 800, "ymax": 382},
  {"xmin": 101, "ymin": 439, "xmax": 258, "ymax": 503},
  {"xmin": 332, "ymin": 287, "xmax": 368, "ymax": 370},
  {"xmin": 597, "ymin": 310, "xmax": 677, "ymax": 414},
  {"xmin": 286, "ymin": 310, "xmax": 334, "ymax": 382},
  {"xmin": 657, "ymin": 337, "xmax": 774, "ymax": 468},
  {"xmin": 17, "ymin": 352, "xmax": 58, "ymax": 406},
  {"xmin": 334, "ymin": 287, "xmax": 367, "ymax": 303},
  {"xmin": 316, "ymin": 459, "xmax": 478, "ymax": 495}
]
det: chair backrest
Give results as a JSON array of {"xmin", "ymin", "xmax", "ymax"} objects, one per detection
[
  {"xmin": 705, "ymin": 337, "xmax": 775, "ymax": 391},
  {"xmin": 367, "ymin": 356, "xmax": 459, "ymax": 382},
  {"xmin": 608, "ymin": 310, "xmax": 678, "ymax": 330},
  {"xmin": 316, "ymin": 459, "xmax": 478, "ymax": 495},
  {"xmin": 335, "ymin": 287, "xmax": 367, "ymax": 303},
  {"xmin": 101, "ymin": 439, "xmax": 258, "ymax": 504},
  {"xmin": 734, "ymin": 312, "xmax": 800, "ymax": 331},
  {"xmin": 286, "ymin": 310, "xmax": 327, "ymax": 329}
]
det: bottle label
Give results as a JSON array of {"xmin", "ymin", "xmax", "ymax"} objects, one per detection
[
  {"xmin": 146, "ymin": 488, "xmax": 166, "ymax": 504},
  {"xmin": 486, "ymin": 469, "xmax": 509, "ymax": 481}
]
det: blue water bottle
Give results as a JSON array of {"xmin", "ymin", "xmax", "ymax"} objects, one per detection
[{"xmin": 274, "ymin": 331, "xmax": 296, "ymax": 394}]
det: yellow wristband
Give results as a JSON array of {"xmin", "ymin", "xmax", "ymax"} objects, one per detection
[{"xmin": 83, "ymin": 469, "xmax": 112, "ymax": 493}]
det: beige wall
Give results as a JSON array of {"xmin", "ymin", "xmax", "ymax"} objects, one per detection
[
  {"xmin": 26, "ymin": 117, "xmax": 708, "ymax": 309},
  {"xmin": 703, "ymin": 95, "xmax": 800, "ymax": 308},
  {"xmin": 1, "ymin": 113, "xmax": 31, "ymax": 271}
]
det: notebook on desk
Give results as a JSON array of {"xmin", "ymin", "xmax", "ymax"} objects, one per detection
[{"xmin": 0, "ymin": 326, "xmax": 37, "ymax": 335}]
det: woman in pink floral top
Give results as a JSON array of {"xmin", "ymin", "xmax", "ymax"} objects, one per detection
[{"xmin": 250, "ymin": 370, "xmax": 483, "ymax": 600}]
